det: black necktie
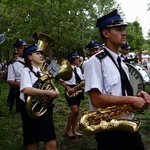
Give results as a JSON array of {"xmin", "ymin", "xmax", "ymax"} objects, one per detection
[
  {"xmin": 37, "ymin": 71, "xmax": 41, "ymax": 78},
  {"xmin": 74, "ymin": 67, "xmax": 82, "ymax": 84},
  {"xmin": 117, "ymin": 56, "xmax": 133, "ymax": 96}
]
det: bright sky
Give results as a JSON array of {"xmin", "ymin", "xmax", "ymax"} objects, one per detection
[{"xmin": 116, "ymin": 0, "xmax": 150, "ymax": 39}]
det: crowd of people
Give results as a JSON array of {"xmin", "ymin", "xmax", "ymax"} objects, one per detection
[{"xmin": 1, "ymin": 9, "xmax": 150, "ymax": 150}]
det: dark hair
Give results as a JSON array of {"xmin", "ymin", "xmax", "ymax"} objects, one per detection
[
  {"xmin": 100, "ymin": 27, "xmax": 110, "ymax": 40},
  {"xmin": 67, "ymin": 57, "xmax": 76, "ymax": 65},
  {"xmin": 24, "ymin": 53, "xmax": 34, "ymax": 74}
]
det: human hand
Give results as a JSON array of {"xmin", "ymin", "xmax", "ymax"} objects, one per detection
[
  {"xmin": 132, "ymin": 95, "xmax": 149, "ymax": 112},
  {"xmin": 136, "ymin": 91, "xmax": 150, "ymax": 104},
  {"xmin": 49, "ymin": 90, "xmax": 60, "ymax": 99},
  {"xmin": 66, "ymin": 86, "xmax": 75, "ymax": 95},
  {"xmin": 79, "ymin": 81, "xmax": 85, "ymax": 87}
]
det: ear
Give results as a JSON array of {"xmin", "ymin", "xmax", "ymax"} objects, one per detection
[
  {"xmin": 28, "ymin": 55, "xmax": 32, "ymax": 61},
  {"xmin": 102, "ymin": 29, "xmax": 109, "ymax": 38}
]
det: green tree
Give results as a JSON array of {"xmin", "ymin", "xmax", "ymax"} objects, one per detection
[
  {"xmin": 0, "ymin": 0, "xmax": 149, "ymax": 61},
  {"xmin": 126, "ymin": 21, "xmax": 144, "ymax": 52}
]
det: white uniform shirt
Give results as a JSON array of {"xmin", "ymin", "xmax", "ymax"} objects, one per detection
[
  {"xmin": 84, "ymin": 47, "xmax": 134, "ymax": 120},
  {"xmin": 119, "ymin": 53, "xmax": 128, "ymax": 61},
  {"xmin": 20, "ymin": 66, "xmax": 42, "ymax": 102},
  {"xmin": 60, "ymin": 65, "xmax": 84, "ymax": 85},
  {"xmin": 7, "ymin": 57, "xmax": 24, "ymax": 82}
]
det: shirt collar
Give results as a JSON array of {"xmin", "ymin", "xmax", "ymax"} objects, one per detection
[
  {"xmin": 32, "ymin": 66, "xmax": 41, "ymax": 73},
  {"xmin": 104, "ymin": 46, "xmax": 118, "ymax": 62},
  {"xmin": 16, "ymin": 57, "xmax": 24, "ymax": 62}
]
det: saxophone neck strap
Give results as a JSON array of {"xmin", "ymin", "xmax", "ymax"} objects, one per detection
[{"xmin": 96, "ymin": 48, "xmax": 133, "ymax": 96}]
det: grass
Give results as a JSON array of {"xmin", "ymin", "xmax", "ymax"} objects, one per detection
[{"xmin": 0, "ymin": 79, "xmax": 150, "ymax": 150}]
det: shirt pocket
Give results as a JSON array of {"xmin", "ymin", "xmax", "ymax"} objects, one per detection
[{"xmin": 104, "ymin": 76, "xmax": 120, "ymax": 94}]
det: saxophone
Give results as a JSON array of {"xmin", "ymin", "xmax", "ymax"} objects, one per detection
[
  {"xmin": 65, "ymin": 84, "xmax": 83, "ymax": 99},
  {"xmin": 79, "ymin": 105, "xmax": 141, "ymax": 135}
]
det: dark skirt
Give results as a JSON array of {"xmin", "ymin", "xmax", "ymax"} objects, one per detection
[{"xmin": 19, "ymin": 100, "xmax": 56, "ymax": 144}]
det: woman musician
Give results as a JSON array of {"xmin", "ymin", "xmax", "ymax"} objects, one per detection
[
  {"xmin": 60, "ymin": 51, "xmax": 85, "ymax": 138},
  {"xmin": 20, "ymin": 45, "xmax": 59, "ymax": 150}
]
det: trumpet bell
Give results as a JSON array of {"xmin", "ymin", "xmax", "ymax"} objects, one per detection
[{"xmin": 33, "ymin": 32, "xmax": 55, "ymax": 50}]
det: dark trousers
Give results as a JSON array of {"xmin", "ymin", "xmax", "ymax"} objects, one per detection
[
  {"xmin": 15, "ymin": 87, "xmax": 21, "ymax": 112},
  {"xmin": 95, "ymin": 130, "xmax": 145, "ymax": 150},
  {"xmin": 8, "ymin": 87, "xmax": 17, "ymax": 111}
]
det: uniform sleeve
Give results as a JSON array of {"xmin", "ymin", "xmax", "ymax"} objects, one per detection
[
  {"xmin": 7, "ymin": 64, "xmax": 15, "ymax": 81},
  {"xmin": 20, "ymin": 68, "xmax": 32, "ymax": 91},
  {"xmin": 84, "ymin": 56, "xmax": 103, "ymax": 93}
]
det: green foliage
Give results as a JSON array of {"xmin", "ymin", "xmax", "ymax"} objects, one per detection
[
  {"xmin": 0, "ymin": 0, "xmax": 122, "ymax": 60},
  {"xmin": 126, "ymin": 21, "xmax": 145, "ymax": 52},
  {"xmin": 0, "ymin": 0, "xmax": 149, "ymax": 62}
]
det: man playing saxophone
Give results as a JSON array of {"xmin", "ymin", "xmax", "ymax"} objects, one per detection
[
  {"xmin": 60, "ymin": 51, "xmax": 85, "ymax": 138},
  {"xmin": 84, "ymin": 9, "xmax": 150, "ymax": 150}
]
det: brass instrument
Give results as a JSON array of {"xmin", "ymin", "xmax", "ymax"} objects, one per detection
[
  {"xmin": 26, "ymin": 32, "xmax": 73, "ymax": 118},
  {"xmin": 26, "ymin": 59, "xmax": 72, "ymax": 118},
  {"xmin": 33, "ymin": 32, "xmax": 55, "ymax": 49},
  {"xmin": 79, "ymin": 105, "xmax": 141, "ymax": 135},
  {"xmin": 65, "ymin": 84, "xmax": 83, "ymax": 99}
]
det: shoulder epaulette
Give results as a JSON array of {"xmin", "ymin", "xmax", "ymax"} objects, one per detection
[
  {"xmin": 96, "ymin": 51, "xmax": 107, "ymax": 60},
  {"xmin": 16, "ymin": 60, "xmax": 25, "ymax": 65}
]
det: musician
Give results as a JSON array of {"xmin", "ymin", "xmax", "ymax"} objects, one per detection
[
  {"xmin": 7, "ymin": 39, "xmax": 27, "ymax": 113},
  {"xmin": 60, "ymin": 51, "xmax": 85, "ymax": 138},
  {"xmin": 86, "ymin": 40, "xmax": 101, "ymax": 57},
  {"xmin": 120, "ymin": 43, "xmax": 131, "ymax": 63},
  {"xmin": 7, "ymin": 52, "xmax": 19, "ymax": 112},
  {"xmin": 7, "ymin": 39, "xmax": 27, "ymax": 146},
  {"xmin": 84, "ymin": 9, "xmax": 150, "ymax": 150},
  {"xmin": 20, "ymin": 45, "xmax": 59, "ymax": 150},
  {"xmin": 84, "ymin": 40, "xmax": 101, "ymax": 73}
]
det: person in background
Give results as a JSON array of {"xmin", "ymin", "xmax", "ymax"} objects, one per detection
[
  {"xmin": 7, "ymin": 38, "xmax": 27, "ymax": 146},
  {"xmin": 141, "ymin": 50, "xmax": 150, "ymax": 69},
  {"xmin": 79, "ymin": 56, "xmax": 84, "ymax": 73},
  {"xmin": 45, "ymin": 56, "xmax": 51, "ymax": 64},
  {"xmin": 7, "ymin": 52, "xmax": 19, "ymax": 110},
  {"xmin": 135, "ymin": 52, "xmax": 141, "ymax": 64},
  {"xmin": 7, "ymin": 39, "xmax": 27, "ymax": 113},
  {"xmin": 20, "ymin": 45, "xmax": 59, "ymax": 150},
  {"xmin": 120, "ymin": 43, "xmax": 131, "ymax": 63},
  {"xmin": 86, "ymin": 40, "xmax": 101, "ymax": 57},
  {"xmin": 83, "ymin": 41, "xmax": 101, "ymax": 72},
  {"xmin": 60, "ymin": 51, "xmax": 85, "ymax": 139},
  {"xmin": 84, "ymin": 9, "xmax": 150, "ymax": 150}
]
